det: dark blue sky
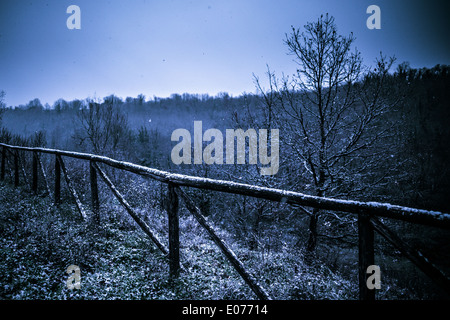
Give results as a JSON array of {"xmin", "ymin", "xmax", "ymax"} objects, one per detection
[{"xmin": 1, "ymin": 0, "xmax": 449, "ymax": 107}]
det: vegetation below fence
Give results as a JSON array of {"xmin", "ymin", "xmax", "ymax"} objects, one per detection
[{"xmin": 1, "ymin": 182, "xmax": 447, "ymax": 300}]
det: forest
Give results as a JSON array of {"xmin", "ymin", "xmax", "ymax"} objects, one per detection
[{"xmin": 0, "ymin": 15, "xmax": 449, "ymax": 300}]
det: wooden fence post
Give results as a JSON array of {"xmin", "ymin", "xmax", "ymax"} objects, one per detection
[
  {"xmin": 358, "ymin": 213, "xmax": 375, "ymax": 300},
  {"xmin": 54, "ymin": 155, "xmax": 61, "ymax": 205},
  {"xmin": 14, "ymin": 151, "xmax": 19, "ymax": 187},
  {"xmin": 90, "ymin": 161, "xmax": 100, "ymax": 226},
  {"xmin": 32, "ymin": 152, "xmax": 38, "ymax": 193},
  {"xmin": 1, "ymin": 146, "xmax": 5, "ymax": 181},
  {"xmin": 167, "ymin": 182, "xmax": 180, "ymax": 278}
]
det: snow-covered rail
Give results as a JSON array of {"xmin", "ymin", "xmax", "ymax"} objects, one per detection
[
  {"xmin": 1, "ymin": 142, "xmax": 449, "ymax": 300},
  {"xmin": 1, "ymin": 143, "xmax": 449, "ymax": 228}
]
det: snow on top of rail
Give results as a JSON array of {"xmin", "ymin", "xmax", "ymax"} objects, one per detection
[{"xmin": 165, "ymin": 172, "xmax": 450, "ymax": 223}]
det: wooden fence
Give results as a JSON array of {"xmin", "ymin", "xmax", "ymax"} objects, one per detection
[{"xmin": 1, "ymin": 142, "xmax": 450, "ymax": 300}]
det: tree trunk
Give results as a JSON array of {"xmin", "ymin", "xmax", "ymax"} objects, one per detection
[
  {"xmin": 305, "ymin": 178, "xmax": 325, "ymax": 260},
  {"xmin": 249, "ymin": 205, "xmax": 263, "ymax": 250},
  {"xmin": 305, "ymin": 208, "xmax": 319, "ymax": 263},
  {"xmin": 167, "ymin": 182, "xmax": 180, "ymax": 278}
]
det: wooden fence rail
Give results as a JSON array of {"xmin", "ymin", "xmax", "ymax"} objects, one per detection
[{"xmin": 1, "ymin": 142, "xmax": 450, "ymax": 300}]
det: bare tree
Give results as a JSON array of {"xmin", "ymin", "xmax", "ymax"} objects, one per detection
[
  {"xmin": 255, "ymin": 14, "xmax": 403, "ymax": 256},
  {"xmin": 73, "ymin": 100, "xmax": 130, "ymax": 157}
]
